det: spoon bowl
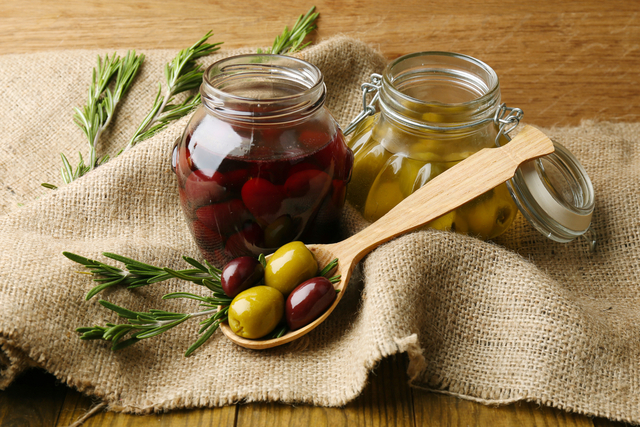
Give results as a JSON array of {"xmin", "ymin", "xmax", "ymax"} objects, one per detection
[{"xmin": 220, "ymin": 125, "xmax": 555, "ymax": 350}]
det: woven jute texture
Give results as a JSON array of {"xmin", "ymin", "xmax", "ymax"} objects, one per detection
[{"xmin": 0, "ymin": 37, "xmax": 638, "ymax": 423}]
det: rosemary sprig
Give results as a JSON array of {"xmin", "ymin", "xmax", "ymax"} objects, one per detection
[
  {"xmin": 72, "ymin": 250, "xmax": 339, "ymax": 355},
  {"xmin": 319, "ymin": 258, "xmax": 338, "ymax": 277},
  {"xmin": 258, "ymin": 6, "xmax": 319, "ymax": 55},
  {"xmin": 44, "ymin": 52, "xmax": 144, "ymax": 188},
  {"xmin": 63, "ymin": 251, "xmax": 222, "ymax": 300},
  {"xmin": 77, "ymin": 299, "xmax": 231, "ymax": 356},
  {"xmin": 123, "ymin": 32, "xmax": 222, "ymax": 151},
  {"xmin": 43, "ymin": 8, "xmax": 319, "ymax": 191},
  {"xmin": 73, "ymin": 252, "xmax": 231, "ymax": 356}
]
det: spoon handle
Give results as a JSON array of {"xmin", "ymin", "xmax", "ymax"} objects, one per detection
[{"xmin": 342, "ymin": 125, "xmax": 555, "ymax": 263}]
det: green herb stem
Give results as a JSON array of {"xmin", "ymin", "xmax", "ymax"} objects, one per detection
[
  {"xmin": 63, "ymin": 251, "xmax": 220, "ymax": 300},
  {"xmin": 50, "ymin": 51, "xmax": 144, "ymax": 186},
  {"xmin": 259, "ymin": 6, "xmax": 319, "ymax": 55},
  {"xmin": 123, "ymin": 32, "xmax": 222, "ymax": 151},
  {"xmin": 77, "ymin": 300, "xmax": 225, "ymax": 355}
]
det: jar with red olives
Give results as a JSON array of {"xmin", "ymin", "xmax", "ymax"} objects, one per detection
[{"xmin": 172, "ymin": 54, "xmax": 353, "ymax": 265}]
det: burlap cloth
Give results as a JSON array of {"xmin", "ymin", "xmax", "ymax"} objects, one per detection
[{"xmin": 0, "ymin": 36, "xmax": 638, "ymax": 423}]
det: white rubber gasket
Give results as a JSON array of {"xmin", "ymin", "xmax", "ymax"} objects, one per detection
[{"xmin": 519, "ymin": 159, "xmax": 593, "ymax": 233}]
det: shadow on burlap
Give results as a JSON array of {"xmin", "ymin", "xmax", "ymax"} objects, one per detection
[{"xmin": 0, "ymin": 37, "xmax": 638, "ymax": 423}]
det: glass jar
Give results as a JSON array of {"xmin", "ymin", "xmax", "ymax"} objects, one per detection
[
  {"xmin": 172, "ymin": 54, "xmax": 353, "ymax": 266},
  {"xmin": 347, "ymin": 51, "xmax": 518, "ymax": 240},
  {"xmin": 346, "ymin": 51, "xmax": 595, "ymax": 245}
]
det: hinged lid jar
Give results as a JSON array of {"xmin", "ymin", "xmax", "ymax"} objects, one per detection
[{"xmin": 346, "ymin": 51, "xmax": 595, "ymax": 244}]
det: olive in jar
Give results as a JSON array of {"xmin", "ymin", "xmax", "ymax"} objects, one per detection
[{"xmin": 345, "ymin": 51, "xmax": 519, "ymax": 240}]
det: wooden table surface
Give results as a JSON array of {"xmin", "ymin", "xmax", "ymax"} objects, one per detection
[{"xmin": 0, "ymin": 1, "xmax": 638, "ymax": 426}]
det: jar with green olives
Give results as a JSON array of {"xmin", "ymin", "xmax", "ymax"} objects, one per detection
[
  {"xmin": 346, "ymin": 52, "xmax": 519, "ymax": 240},
  {"xmin": 346, "ymin": 51, "xmax": 596, "ymax": 245}
]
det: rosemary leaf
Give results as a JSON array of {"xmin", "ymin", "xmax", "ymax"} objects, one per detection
[
  {"xmin": 182, "ymin": 256, "xmax": 209, "ymax": 273},
  {"xmin": 185, "ymin": 318, "xmax": 221, "ymax": 357},
  {"xmin": 258, "ymin": 253, "xmax": 267, "ymax": 268},
  {"xmin": 135, "ymin": 315, "xmax": 191, "ymax": 339},
  {"xmin": 258, "ymin": 6, "xmax": 319, "ymax": 55},
  {"xmin": 85, "ymin": 278, "xmax": 126, "ymax": 300},
  {"xmin": 64, "ymin": 251, "xmax": 219, "ymax": 298},
  {"xmin": 111, "ymin": 337, "xmax": 141, "ymax": 351},
  {"xmin": 48, "ymin": 51, "xmax": 144, "ymax": 187},
  {"xmin": 319, "ymin": 258, "xmax": 338, "ymax": 277},
  {"xmin": 328, "ymin": 275, "xmax": 342, "ymax": 284},
  {"xmin": 77, "ymin": 296, "xmax": 223, "ymax": 355},
  {"xmin": 124, "ymin": 32, "xmax": 222, "ymax": 150},
  {"xmin": 162, "ymin": 292, "xmax": 211, "ymax": 302},
  {"xmin": 102, "ymin": 252, "xmax": 164, "ymax": 270},
  {"xmin": 99, "ymin": 300, "xmax": 146, "ymax": 320}
]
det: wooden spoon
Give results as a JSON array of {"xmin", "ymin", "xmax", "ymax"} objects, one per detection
[{"xmin": 220, "ymin": 125, "xmax": 554, "ymax": 350}]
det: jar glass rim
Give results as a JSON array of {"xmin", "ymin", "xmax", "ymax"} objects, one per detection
[
  {"xmin": 383, "ymin": 51, "xmax": 500, "ymax": 108},
  {"xmin": 202, "ymin": 53, "xmax": 324, "ymax": 103}
]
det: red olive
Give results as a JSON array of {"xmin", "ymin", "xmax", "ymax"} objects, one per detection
[
  {"xmin": 224, "ymin": 222, "xmax": 264, "ymax": 258},
  {"xmin": 285, "ymin": 276, "xmax": 337, "ymax": 331},
  {"xmin": 309, "ymin": 180, "xmax": 346, "ymax": 234},
  {"xmin": 247, "ymin": 157, "xmax": 291, "ymax": 185},
  {"xmin": 283, "ymin": 169, "xmax": 332, "ymax": 216},
  {"xmin": 184, "ymin": 169, "xmax": 227, "ymax": 208},
  {"xmin": 221, "ymin": 256, "xmax": 265, "ymax": 298},
  {"xmin": 313, "ymin": 132, "xmax": 353, "ymax": 180},
  {"xmin": 223, "ymin": 168, "xmax": 250, "ymax": 192},
  {"xmin": 288, "ymin": 162, "xmax": 319, "ymax": 176},
  {"xmin": 195, "ymin": 199, "xmax": 253, "ymax": 236},
  {"xmin": 241, "ymin": 177, "xmax": 285, "ymax": 222},
  {"xmin": 284, "ymin": 169, "xmax": 331, "ymax": 198}
]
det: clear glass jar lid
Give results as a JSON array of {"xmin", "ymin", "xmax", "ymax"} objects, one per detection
[{"xmin": 507, "ymin": 141, "xmax": 595, "ymax": 243}]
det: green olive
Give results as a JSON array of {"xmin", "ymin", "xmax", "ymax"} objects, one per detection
[
  {"xmin": 454, "ymin": 183, "xmax": 517, "ymax": 239},
  {"xmin": 425, "ymin": 210, "xmax": 455, "ymax": 231},
  {"xmin": 264, "ymin": 215, "xmax": 295, "ymax": 248},
  {"xmin": 347, "ymin": 136, "xmax": 392, "ymax": 211},
  {"xmin": 363, "ymin": 154, "xmax": 428, "ymax": 222},
  {"xmin": 228, "ymin": 286, "xmax": 284, "ymax": 339},
  {"xmin": 264, "ymin": 241, "xmax": 318, "ymax": 295}
]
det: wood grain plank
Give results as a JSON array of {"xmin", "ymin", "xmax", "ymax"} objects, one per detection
[
  {"xmin": 235, "ymin": 354, "xmax": 415, "ymax": 427},
  {"xmin": 0, "ymin": 0, "xmax": 638, "ymax": 127},
  {"xmin": 411, "ymin": 390, "xmax": 633, "ymax": 427},
  {"xmin": 0, "ymin": 369, "xmax": 67, "ymax": 427},
  {"xmin": 56, "ymin": 388, "xmax": 237, "ymax": 427},
  {"xmin": 593, "ymin": 417, "xmax": 634, "ymax": 427}
]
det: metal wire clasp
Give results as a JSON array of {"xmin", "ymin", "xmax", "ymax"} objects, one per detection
[
  {"xmin": 493, "ymin": 104, "xmax": 524, "ymax": 146},
  {"xmin": 344, "ymin": 73, "xmax": 382, "ymax": 136}
]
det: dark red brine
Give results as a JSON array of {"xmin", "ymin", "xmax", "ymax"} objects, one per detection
[{"xmin": 172, "ymin": 54, "xmax": 353, "ymax": 266}]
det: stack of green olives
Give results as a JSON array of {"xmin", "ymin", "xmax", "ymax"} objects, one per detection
[
  {"xmin": 347, "ymin": 115, "xmax": 518, "ymax": 240},
  {"xmin": 221, "ymin": 241, "xmax": 339, "ymax": 339}
]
